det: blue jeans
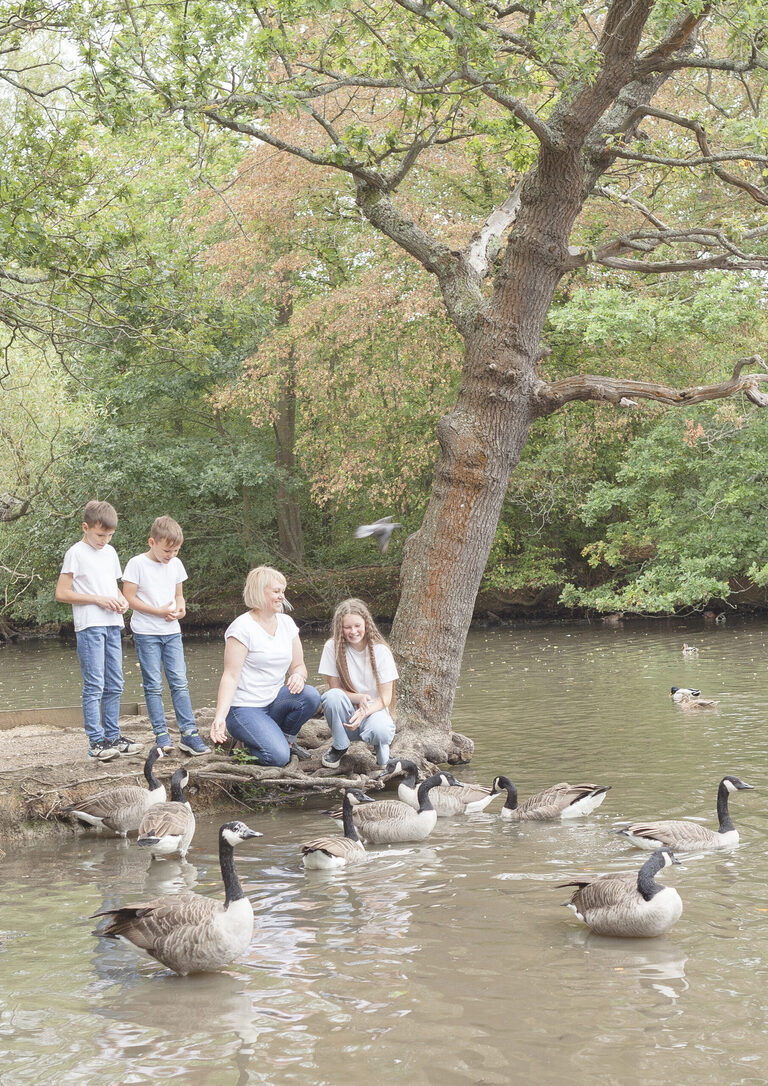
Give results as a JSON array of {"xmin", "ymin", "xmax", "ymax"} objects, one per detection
[
  {"xmin": 321, "ymin": 688, "xmax": 396, "ymax": 766},
  {"xmin": 133, "ymin": 633, "xmax": 197, "ymax": 738},
  {"xmin": 226, "ymin": 684, "xmax": 321, "ymax": 766},
  {"xmin": 75, "ymin": 626, "xmax": 124, "ymax": 745}
]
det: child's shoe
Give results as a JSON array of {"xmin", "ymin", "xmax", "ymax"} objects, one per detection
[
  {"xmin": 154, "ymin": 732, "xmax": 174, "ymax": 752},
  {"xmin": 88, "ymin": 741, "xmax": 118, "ymax": 761},
  {"xmin": 108, "ymin": 736, "xmax": 143, "ymax": 755},
  {"xmin": 179, "ymin": 732, "xmax": 209, "ymax": 756}
]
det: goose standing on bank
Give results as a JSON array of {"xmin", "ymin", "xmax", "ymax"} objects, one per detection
[
  {"xmin": 383, "ymin": 759, "xmax": 501, "ymax": 816},
  {"xmin": 301, "ymin": 789, "xmax": 374, "ymax": 870},
  {"xmin": 91, "ymin": 820, "xmax": 262, "ymax": 975},
  {"xmin": 616, "ymin": 775, "xmax": 754, "ymax": 851},
  {"xmin": 329, "ymin": 773, "xmax": 453, "ymax": 844},
  {"xmin": 136, "ymin": 766, "xmax": 196, "ymax": 860},
  {"xmin": 560, "ymin": 847, "xmax": 683, "ymax": 937},
  {"xmin": 491, "ymin": 775, "xmax": 610, "ymax": 821},
  {"xmin": 64, "ymin": 745, "xmax": 166, "ymax": 837}
]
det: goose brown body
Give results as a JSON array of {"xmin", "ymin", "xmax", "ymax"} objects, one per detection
[
  {"xmin": 64, "ymin": 746, "xmax": 166, "ymax": 836},
  {"xmin": 561, "ymin": 848, "xmax": 683, "ymax": 937},
  {"xmin": 491, "ymin": 776, "xmax": 610, "ymax": 821},
  {"xmin": 137, "ymin": 767, "xmax": 195, "ymax": 859}
]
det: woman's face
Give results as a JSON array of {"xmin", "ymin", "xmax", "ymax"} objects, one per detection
[
  {"xmin": 264, "ymin": 580, "xmax": 286, "ymax": 613},
  {"xmin": 341, "ymin": 613, "xmax": 367, "ymax": 648}
]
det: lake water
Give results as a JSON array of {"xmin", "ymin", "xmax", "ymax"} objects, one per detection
[{"xmin": 1, "ymin": 619, "xmax": 768, "ymax": 1084}]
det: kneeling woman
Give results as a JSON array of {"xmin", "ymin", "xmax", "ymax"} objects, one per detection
[
  {"xmin": 209, "ymin": 567, "xmax": 321, "ymax": 765},
  {"xmin": 319, "ymin": 599, "xmax": 398, "ymax": 769}
]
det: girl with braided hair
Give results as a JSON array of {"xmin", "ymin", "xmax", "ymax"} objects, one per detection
[{"xmin": 319, "ymin": 599, "xmax": 398, "ymax": 769}]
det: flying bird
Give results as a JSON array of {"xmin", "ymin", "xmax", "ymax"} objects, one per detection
[{"xmin": 354, "ymin": 515, "xmax": 402, "ymax": 553}]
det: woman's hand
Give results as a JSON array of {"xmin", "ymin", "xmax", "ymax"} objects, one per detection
[
  {"xmin": 210, "ymin": 715, "xmax": 228, "ymax": 745},
  {"xmin": 286, "ymin": 671, "xmax": 306, "ymax": 695}
]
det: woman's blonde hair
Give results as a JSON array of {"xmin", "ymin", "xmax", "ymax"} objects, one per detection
[
  {"xmin": 331, "ymin": 598, "xmax": 395, "ymax": 710},
  {"xmin": 243, "ymin": 566, "xmax": 287, "ymax": 610}
]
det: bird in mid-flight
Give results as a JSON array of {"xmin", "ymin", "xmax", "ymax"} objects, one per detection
[{"xmin": 354, "ymin": 515, "xmax": 402, "ymax": 553}]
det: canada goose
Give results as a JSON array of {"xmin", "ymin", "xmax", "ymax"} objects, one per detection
[
  {"xmin": 490, "ymin": 776, "xmax": 610, "ymax": 821},
  {"xmin": 616, "ymin": 775, "xmax": 754, "ymax": 851},
  {"xmin": 328, "ymin": 773, "xmax": 452, "ymax": 844},
  {"xmin": 670, "ymin": 686, "xmax": 701, "ymax": 701},
  {"xmin": 91, "ymin": 820, "xmax": 262, "ymax": 975},
  {"xmin": 301, "ymin": 789, "xmax": 374, "ymax": 870},
  {"xmin": 682, "ymin": 643, "xmax": 699, "ymax": 656},
  {"xmin": 64, "ymin": 746, "xmax": 166, "ymax": 837},
  {"xmin": 136, "ymin": 767, "xmax": 195, "ymax": 860},
  {"xmin": 383, "ymin": 759, "xmax": 501, "ymax": 816},
  {"xmin": 560, "ymin": 848, "xmax": 683, "ymax": 937}
]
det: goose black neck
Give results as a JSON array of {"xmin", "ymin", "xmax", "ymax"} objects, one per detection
[
  {"xmin": 220, "ymin": 835, "xmax": 244, "ymax": 907},
  {"xmin": 341, "ymin": 796, "xmax": 361, "ymax": 842},
  {"xmin": 417, "ymin": 774, "xmax": 442, "ymax": 812},
  {"xmin": 637, "ymin": 852, "xmax": 666, "ymax": 901},
  {"xmin": 497, "ymin": 777, "xmax": 518, "ymax": 810},
  {"xmin": 170, "ymin": 774, "xmax": 188, "ymax": 804},
  {"xmin": 144, "ymin": 749, "xmax": 162, "ymax": 790},
  {"xmin": 716, "ymin": 781, "xmax": 735, "ymax": 833}
]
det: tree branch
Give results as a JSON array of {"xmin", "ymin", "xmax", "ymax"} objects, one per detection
[
  {"xmin": 464, "ymin": 184, "xmax": 522, "ymax": 278},
  {"xmin": 536, "ymin": 356, "xmax": 768, "ymax": 415}
]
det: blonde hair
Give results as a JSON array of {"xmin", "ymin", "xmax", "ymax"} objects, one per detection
[
  {"xmin": 149, "ymin": 515, "xmax": 183, "ymax": 545},
  {"xmin": 83, "ymin": 500, "xmax": 118, "ymax": 530},
  {"xmin": 243, "ymin": 566, "xmax": 287, "ymax": 610},
  {"xmin": 331, "ymin": 599, "xmax": 395, "ymax": 711}
]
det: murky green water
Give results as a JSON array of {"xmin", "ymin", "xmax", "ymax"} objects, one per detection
[{"xmin": 2, "ymin": 620, "xmax": 768, "ymax": 1084}]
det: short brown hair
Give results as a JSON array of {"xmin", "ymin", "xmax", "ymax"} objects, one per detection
[
  {"xmin": 83, "ymin": 500, "xmax": 118, "ymax": 530},
  {"xmin": 149, "ymin": 515, "xmax": 183, "ymax": 545}
]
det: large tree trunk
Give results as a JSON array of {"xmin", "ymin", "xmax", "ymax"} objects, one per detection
[{"xmin": 391, "ymin": 147, "xmax": 585, "ymax": 764}]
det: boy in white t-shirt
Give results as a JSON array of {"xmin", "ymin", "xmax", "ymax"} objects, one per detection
[
  {"xmin": 122, "ymin": 515, "xmax": 208, "ymax": 755},
  {"xmin": 55, "ymin": 500, "xmax": 142, "ymax": 761}
]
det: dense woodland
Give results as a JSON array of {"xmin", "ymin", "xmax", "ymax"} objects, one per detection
[{"xmin": 2, "ymin": 1, "xmax": 768, "ymax": 750}]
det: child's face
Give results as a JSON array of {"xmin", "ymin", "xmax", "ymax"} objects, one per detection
[
  {"xmin": 341, "ymin": 613, "xmax": 367, "ymax": 648},
  {"xmin": 148, "ymin": 536, "xmax": 182, "ymax": 563},
  {"xmin": 82, "ymin": 522, "xmax": 115, "ymax": 550}
]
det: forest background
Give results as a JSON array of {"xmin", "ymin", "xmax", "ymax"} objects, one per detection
[{"xmin": 3, "ymin": 1, "xmax": 768, "ymax": 645}]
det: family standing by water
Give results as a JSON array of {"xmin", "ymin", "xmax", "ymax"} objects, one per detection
[{"xmin": 55, "ymin": 499, "xmax": 398, "ymax": 767}]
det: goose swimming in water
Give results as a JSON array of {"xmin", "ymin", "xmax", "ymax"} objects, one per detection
[
  {"xmin": 64, "ymin": 746, "xmax": 166, "ymax": 837},
  {"xmin": 327, "ymin": 773, "xmax": 453, "ymax": 844},
  {"xmin": 301, "ymin": 789, "xmax": 374, "ymax": 870},
  {"xmin": 616, "ymin": 775, "xmax": 754, "ymax": 851},
  {"xmin": 560, "ymin": 847, "xmax": 683, "ymax": 937},
  {"xmin": 382, "ymin": 759, "xmax": 501, "ymax": 816},
  {"xmin": 92, "ymin": 820, "xmax": 262, "ymax": 975},
  {"xmin": 136, "ymin": 766, "xmax": 195, "ymax": 860},
  {"xmin": 490, "ymin": 775, "xmax": 610, "ymax": 821}
]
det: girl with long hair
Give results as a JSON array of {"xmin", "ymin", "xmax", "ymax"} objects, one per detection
[{"xmin": 319, "ymin": 599, "xmax": 398, "ymax": 768}]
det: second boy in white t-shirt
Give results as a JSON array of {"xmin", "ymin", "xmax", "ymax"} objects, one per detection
[{"xmin": 122, "ymin": 515, "xmax": 208, "ymax": 755}]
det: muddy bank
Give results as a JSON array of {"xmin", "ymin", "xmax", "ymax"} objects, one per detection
[{"xmin": 0, "ymin": 708, "xmax": 387, "ymax": 845}]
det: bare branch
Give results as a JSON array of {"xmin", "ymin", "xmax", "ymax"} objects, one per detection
[{"xmin": 536, "ymin": 356, "xmax": 768, "ymax": 415}]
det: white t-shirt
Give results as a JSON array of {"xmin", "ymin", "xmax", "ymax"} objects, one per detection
[
  {"xmin": 122, "ymin": 553, "xmax": 188, "ymax": 636},
  {"xmin": 60, "ymin": 540, "xmax": 124, "ymax": 632},
  {"xmin": 226, "ymin": 611, "xmax": 300, "ymax": 707},
  {"xmin": 318, "ymin": 639, "xmax": 398, "ymax": 700}
]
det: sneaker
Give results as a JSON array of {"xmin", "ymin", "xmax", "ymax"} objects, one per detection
[
  {"xmin": 88, "ymin": 741, "xmax": 118, "ymax": 761},
  {"xmin": 179, "ymin": 733, "xmax": 209, "ymax": 756},
  {"xmin": 108, "ymin": 735, "xmax": 143, "ymax": 755},
  {"xmin": 290, "ymin": 742, "xmax": 311, "ymax": 761},
  {"xmin": 154, "ymin": 733, "xmax": 174, "ymax": 752},
  {"xmin": 321, "ymin": 746, "xmax": 347, "ymax": 769}
]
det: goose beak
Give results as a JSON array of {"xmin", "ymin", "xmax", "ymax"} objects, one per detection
[{"xmin": 242, "ymin": 830, "xmax": 264, "ymax": 839}]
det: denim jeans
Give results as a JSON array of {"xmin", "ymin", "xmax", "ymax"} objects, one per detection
[
  {"xmin": 133, "ymin": 632, "xmax": 197, "ymax": 737},
  {"xmin": 226, "ymin": 684, "xmax": 321, "ymax": 766},
  {"xmin": 75, "ymin": 625, "xmax": 124, "ymax": 745},
  {"xmin": 321, "ymin": 688, "xmax": 396, "ymax": 765}
]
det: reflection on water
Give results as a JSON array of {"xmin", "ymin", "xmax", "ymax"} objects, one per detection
[{"xmin": 2, "ymin": 620, "xmax": 768, "ymax": 1083}]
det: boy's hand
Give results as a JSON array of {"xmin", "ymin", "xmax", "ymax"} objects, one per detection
[{"xmin": 97, "ymin": 594, "xmax": 128, "ymax": 613}]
